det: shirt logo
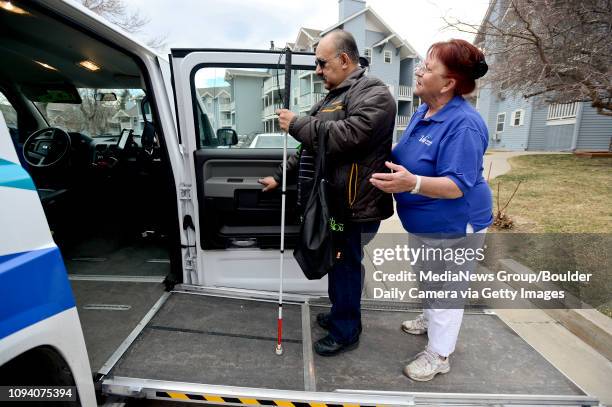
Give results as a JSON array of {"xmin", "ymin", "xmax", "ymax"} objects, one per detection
[{"xmin": 418, "ymin": 134, "xmax": 433, "ymax": 146}]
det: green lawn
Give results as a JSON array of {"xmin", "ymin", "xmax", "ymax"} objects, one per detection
[
  {"xmin": 488, "ymin": 154, "xmax": 612, "ymax": 316},
  {"xmin": 490, "ymin": 154, "xmax": 611, "ymax": 233}
]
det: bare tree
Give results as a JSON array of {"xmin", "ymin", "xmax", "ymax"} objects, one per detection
[
  {"xmin": 446, "ymin": 0, "xmax": 612, "ymax": 116},
  {"xmin": 81, "ymin": 0, "xmax": 167, "ymax": 52},
  {"xmin": 46, "ymin": 90, "xmax": 117, "ymax": 135}
]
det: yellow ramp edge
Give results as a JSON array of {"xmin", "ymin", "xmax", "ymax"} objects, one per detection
[{"xmin": 155, "ymin": 390, "xmax": 390, "ymax": 406}]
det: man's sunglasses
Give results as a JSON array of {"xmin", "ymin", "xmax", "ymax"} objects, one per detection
[{"xmin": 315, "ymin": 54, "xmax": 341, "ymax": 69}]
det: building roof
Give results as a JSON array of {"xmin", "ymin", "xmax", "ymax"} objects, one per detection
[
  {"xmin": 474, "ymin": 0, "xmax": 498, "ymax": 45},
  {"xmin": 110, "ymin": 109, "xmax": 131, "ymax": 123},
  {"xmin": 292, "ymin": 27, "xmax": 322, "ymax": 51},
  {"xmin": 320, "ymin": 6, "xmax": 419, "ymax": 60},
  {"xmin": 197, "ymin": 86, "xmax": 230, "ymax": 99},
  {"xmin": 302, "ymin": 28, "xmax": 322, "ymax": 39}
]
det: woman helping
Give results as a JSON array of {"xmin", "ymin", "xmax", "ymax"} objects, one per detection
[{"xmin": 370, "ymin": 39, "xmax": 493, "ymax": 382}]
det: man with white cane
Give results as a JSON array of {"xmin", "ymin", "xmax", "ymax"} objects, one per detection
[{"xmin": 259, "ymin": 29, "xmax": 396, "ymax": 356}]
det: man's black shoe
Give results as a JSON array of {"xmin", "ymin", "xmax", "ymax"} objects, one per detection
[
  {"xmin": 315, "ymin": 313, "xmax": 363, "ymax": 335},
  {"xmin": 316, "ymin": 312, "xmax": 331, "ymax": 330},
  {"xmin": 314, "ymin": 334, "xmax": 359, "ymax": 357}
]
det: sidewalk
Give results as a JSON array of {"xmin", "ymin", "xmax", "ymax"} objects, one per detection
[
  {"xmin": 483, "ymin": 150, "xmax": 568, "ymax": 180},
  {"xmin": 373, "ymin": 150, "xmax": 612, "ymax": 405}
]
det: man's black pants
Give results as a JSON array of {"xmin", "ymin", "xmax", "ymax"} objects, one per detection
[{"xmin": 327, "ymin": 221, "xmax": 380, "ymax": 344}]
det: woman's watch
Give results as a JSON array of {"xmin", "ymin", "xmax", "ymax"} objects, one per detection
[{"xmin": 410, "ymin": 175, "xmax": 422, "ymax": 194}]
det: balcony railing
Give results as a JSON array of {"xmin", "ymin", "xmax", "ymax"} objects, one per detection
[
  {"xmin": 547, "ymin": 102, "xmax": 578, "ymax": 120},
  {"xmin": 396, "ymin": 115, "xmax": 410, "ymax": 127},
  {"xmin": 219, "ymin": 103, "xmax": 231, "ymax": 111},
  {"xmin": 398, "ymin": 85, "xmax": 413, "ymax": 99},
  {"xmin": 262, "ymin": 103, "xmax": 283, "ymax": 118},
  {"xmin": 299, "ymin": 92, "xmax": 326, "ymax": 109},
  {"xmin": 263, "ymin": 75, "xmax": 285, "ymax": 93},
  {"xmin": 219, "ymin": 119, "xmax": 232, "ymax": 128}
]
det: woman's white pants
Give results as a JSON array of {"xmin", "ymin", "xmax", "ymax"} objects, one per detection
[{"xmin": 422, "ymin": 223, "xmax": 487, "ymax": 357}]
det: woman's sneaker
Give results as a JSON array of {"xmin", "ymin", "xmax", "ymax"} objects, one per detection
[
  {"xmin": 401, "ymin": 313, "xmax": 428, "ymax": 335},
  {"xmin": 403, "ymin": 349, "xmax": 450, "ymax": 381}
]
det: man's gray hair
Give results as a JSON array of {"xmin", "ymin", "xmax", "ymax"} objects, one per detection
[{"xmin": 328, "ymin": 29, "xmax": 359, "ymax": 64}]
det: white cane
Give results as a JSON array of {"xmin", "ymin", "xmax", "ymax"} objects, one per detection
[{"xmin": 276, "ymin": 47, "xmax": 292, "ymax": 356}]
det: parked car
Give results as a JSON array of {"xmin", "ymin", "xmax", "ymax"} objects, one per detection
[{"xmin": 249, "ymin": 132, "xmax": 300, "ymax": 148}]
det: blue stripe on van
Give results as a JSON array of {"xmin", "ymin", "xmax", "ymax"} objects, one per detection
[
  {"xmin": 0, "ymin": 158, "xmax": 35, "ymax": 191},
  {"xmin": 0, "ymin": 247, "xmax": 75, "ymax": 340}
]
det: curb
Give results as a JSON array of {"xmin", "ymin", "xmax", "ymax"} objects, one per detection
[{"xmin": 499, "ymin": 258, "xmax": 612, "ymax": 361}]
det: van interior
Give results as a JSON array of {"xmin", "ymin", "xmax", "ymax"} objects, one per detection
[{"xmin": 0, "ymin": 1, "xmax": 179, "ymax": 371}]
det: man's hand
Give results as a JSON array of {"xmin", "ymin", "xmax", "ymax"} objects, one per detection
[
  {"xmin": 258, "ymin": 176, "xmax": 279, "ymax": 192},
  {"xmin": 370, "ymin": 161, "xmax": 417, "ymax": 193},
  {"xmin": 276, "ymin": 109, "xmax": 296, "ymax": 132}
]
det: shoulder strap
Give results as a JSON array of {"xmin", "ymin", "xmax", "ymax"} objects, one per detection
[{"xmin": 315, "ymin": 122, "xmax": 327, "ymax": 181}]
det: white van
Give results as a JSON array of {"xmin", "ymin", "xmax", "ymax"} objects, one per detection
[{"xmin": 0, "ymin": 1, "xmax": 599, "ymax": 406}]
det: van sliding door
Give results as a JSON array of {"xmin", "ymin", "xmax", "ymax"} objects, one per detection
[{"xmin": 169, "ymin": 49, "xmax": 327, "ymax": 292}]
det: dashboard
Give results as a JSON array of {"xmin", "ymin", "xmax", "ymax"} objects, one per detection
[{"xmin": 87, "ymin": 133, "xmax": 143, "ymax": 167}]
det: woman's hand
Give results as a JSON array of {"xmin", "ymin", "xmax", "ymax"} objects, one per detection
[{"xmin": 370, "ymin": 161, "xmax": 417, "ymax": 193}]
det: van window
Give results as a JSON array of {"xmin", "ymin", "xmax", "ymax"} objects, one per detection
[
  {"xmin": 0, "ymin": 91, "xmax": 18, "ymax": 129},
  {"xmin": 193, "ymin": 66, "xmax": 325, "ymax": 149},
  {"xmin": 0, "ymin": 91, "xmax": 20, "ymax": 149},
  {"xmin": 32, "ymin": 88, "xmax": 146, "ymax": 137}
]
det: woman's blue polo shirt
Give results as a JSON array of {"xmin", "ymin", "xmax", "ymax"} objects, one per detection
[{"xmin": 392, "ymin": 95, "xmax": 493, "ymax": 234}]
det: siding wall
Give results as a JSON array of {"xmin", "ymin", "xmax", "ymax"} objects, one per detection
[
  {"xmin": 543, "ymin": 124, "xmax": 574, "ymax": 150},
  {"xmin": 370, "ymin": 41, "xmax": 401, "ymax": 93},
  {"xmin": 477, "ymin": 86, "xmax": 531, "ymax": 150},
  {"xmin": 492, "ymin": 94, "xmax": 532, "ymax": 150},
  {"xmin": 526, "ymin": 101, "xmax": 573, "ymax": 151},
  {"xmin": 344, "ymin": 17, "xmax": 366, "ymax": 59},
  {"xmin": 526, "ymin": 103, "xmax": 549, "ymax": 150},
  {"xmin": 234, "ymin": 77, "xmax": 264, "ymax": 135},
  {"xmin": 364, "ymin": 29, "xmax": 385, "ymax": 49},
  {"xmin": 576, "ymin": 103, "xmax": 612, "ymax": 150}
]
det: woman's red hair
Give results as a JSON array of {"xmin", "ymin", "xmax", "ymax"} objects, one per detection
[{"xmin": 428, "ymin": 39, "xmax": 485, "ymax": 95}]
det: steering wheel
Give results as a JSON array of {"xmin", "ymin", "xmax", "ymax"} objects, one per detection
[{"xmin": 23, "ymin": 127, "xmax": 72, "ymax": 168}]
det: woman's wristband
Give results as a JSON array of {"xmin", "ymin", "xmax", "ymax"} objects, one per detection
[{"xmin": 410, "ymin": 175, "xmax": 422, "ymax": 194}]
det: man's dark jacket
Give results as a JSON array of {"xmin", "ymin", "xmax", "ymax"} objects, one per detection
[{"xmin": 273, "ymin": 68, "xmax": 396, "ymax": 222}]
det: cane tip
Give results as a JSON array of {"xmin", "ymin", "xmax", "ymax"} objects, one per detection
[{"xmin": 275, "ymin": 344, "xmax": 283, "ymax": 355}]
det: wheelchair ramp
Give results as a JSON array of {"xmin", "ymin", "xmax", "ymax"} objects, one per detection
[
  {"xmin": 110, "ymin": 293, "xmax": 304, "ymax": 390},
  {"xmin": 70, "ymin": 280, "xmax": 165, "ymax": 372},
  {"xmin": 310, "ymin": 303, "xmax": 586, "ymax": 396},
  {"xmin": 100, "ymin": 288, "xmax": 597, "ymax": 406}
]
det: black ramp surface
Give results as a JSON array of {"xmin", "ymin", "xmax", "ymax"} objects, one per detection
[
  {"xmin": 71, "ymin": 281, "xmax": 166, "ymax": 372},
  {"xmin": 312, "ymin": 306, "xmax": 585, "ymax": 395},
  {"xmin": 111, "ymin": 293, "xmax": 304, "ymax": 390}
]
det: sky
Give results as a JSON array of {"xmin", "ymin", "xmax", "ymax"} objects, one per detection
[{"xmin": 125, "ymin": 0, "xmax": 490, "ymax": 58}]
